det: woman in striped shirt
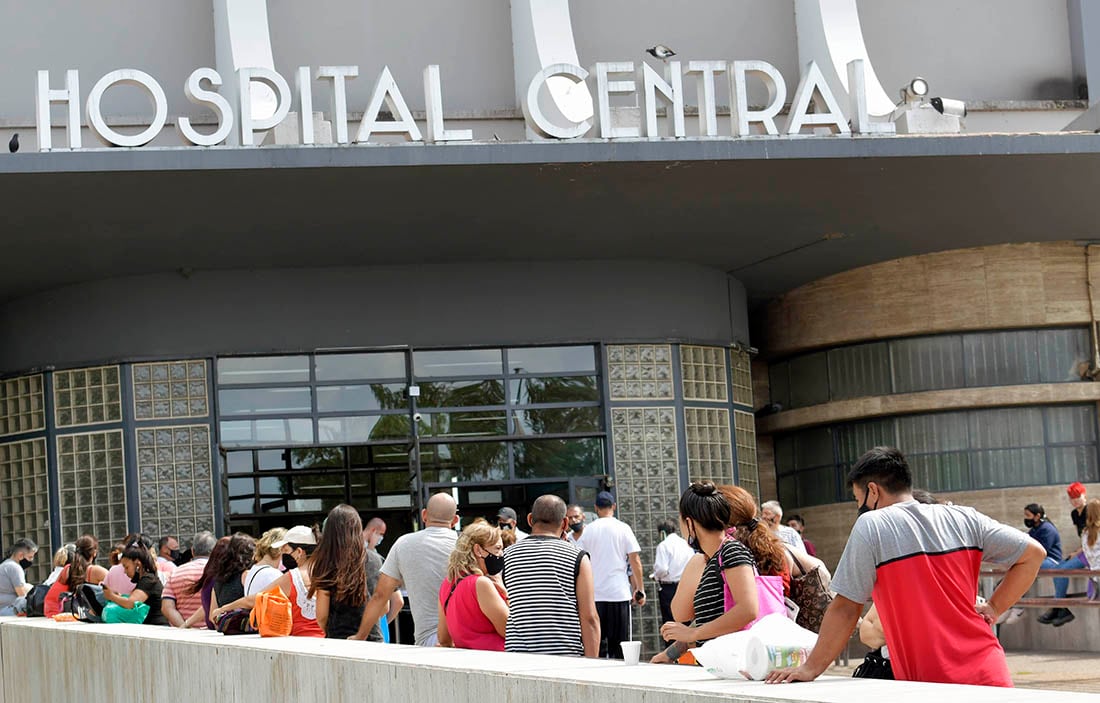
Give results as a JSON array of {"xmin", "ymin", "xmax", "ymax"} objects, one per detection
[{"xmin": 652, "ymin": 482, "xmax": 787, "ymax": 663}]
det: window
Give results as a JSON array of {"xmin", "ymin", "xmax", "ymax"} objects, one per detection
[
  {"xmin": 776, "ymin": 404, "xmax": 1100, "ymax": 506},
  {"xmin": 771, "ymin": 327, "xmax": 1091, "ymax": 410}
]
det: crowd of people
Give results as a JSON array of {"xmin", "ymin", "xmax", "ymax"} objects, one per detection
[{"xmin": 1, "ymin": 445, "xmax": 1095, "ymax": 689}]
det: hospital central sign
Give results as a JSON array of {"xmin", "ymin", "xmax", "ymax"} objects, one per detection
[{"xmin": 35, "ymin": 57, "xmax": 891, "ymax": 151}]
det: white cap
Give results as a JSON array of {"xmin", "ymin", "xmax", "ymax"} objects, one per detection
[{"xmin": 270, "ymin": 525, "xmax": 316, "ymax": 548}]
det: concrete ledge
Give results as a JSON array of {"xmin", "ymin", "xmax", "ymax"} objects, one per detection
[{"xmin": 0, "ymin": 618, "xmax": 1094, "ymax": 702}]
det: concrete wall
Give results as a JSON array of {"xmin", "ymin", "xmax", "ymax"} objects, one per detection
[
  {"xmin": 0, "ymin": 619, "xmax": 1087, "ymax": 702},
  {"xmin": 0, "ymin": 261, "xmax": 748, "ymax": 375},
  {"xmin": 9, "ymin": 0, "xmax": 1076, "ymax": 125}
]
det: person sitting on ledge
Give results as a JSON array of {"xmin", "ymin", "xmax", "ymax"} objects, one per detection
[
  {"xmin": 102, "ymin": 539, "xmax": 168, "ymax": 626},
  {"xmin": 211, "ymin": 525, "xmax": 324, "ymax": 638},
  {"xmin": 1041, "ymin": 482, "xmax": 1092, "ymax": 628}
]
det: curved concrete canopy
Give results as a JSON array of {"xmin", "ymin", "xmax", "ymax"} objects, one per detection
[{"xmin": 2, "ymin": 134, "xmax": 1100, "ymax": 305}]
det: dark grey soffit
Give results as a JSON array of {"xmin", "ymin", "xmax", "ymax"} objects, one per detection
[{"xmin": 4, "ymin": 132, "xmax": 1100, "ymax": 304}]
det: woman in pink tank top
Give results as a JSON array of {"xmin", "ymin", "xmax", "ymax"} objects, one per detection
[{"xmin": 437, "ymin": 522, "xmax": 508, "ymax": 651}]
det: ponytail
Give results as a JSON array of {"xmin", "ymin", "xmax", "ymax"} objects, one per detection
[
  {"xmin": 68, "ymin": 535, "xmax": 99, "ymax": 592},
  {"xmin": 718, "ymin": 485, "xmax": 786, "ymax": 577}
]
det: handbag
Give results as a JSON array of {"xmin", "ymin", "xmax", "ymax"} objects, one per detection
[
  {"xmin": 718, "ymin": 544, "xmax": 786, "ymax": 630},
  {"xmin": 249, "ymin": 587, "xmax": 293, "ymax": 637},
  {"xmin": 215, "ymin": 608, "xmax": 256, "ymax": 635},
  {"xmin": 852, "ymin": 647, "xmax": 894, "ymax": 679},
  {"xmin": 786, "ymin": 548, "xmax": 834, "ymax": 633},
  {"xmin": 58, "ymin": 586, "xmax": 101, "ymax": 623},
  {"xmin": 103, "ymin": 599, "xmax": 150, "ymax": 624}
]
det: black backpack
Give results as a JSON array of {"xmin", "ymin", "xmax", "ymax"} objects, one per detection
[{"xmin": 23, "ymin": 583, "xmax": 48, "ymax": 617}]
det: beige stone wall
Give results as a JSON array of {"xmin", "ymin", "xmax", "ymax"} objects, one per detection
[
  {"xmin": 761, "ymin": 241, "xmax": 1100, "ymax": 357},
  {"xmin": 795, "ymin": 483, "xmax": 1098, "ymax": 572}
]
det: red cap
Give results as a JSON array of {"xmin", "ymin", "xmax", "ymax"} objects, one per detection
[{"xmin": 1067, "ymin": 482, "xmax": 1086, "ymax": 499}]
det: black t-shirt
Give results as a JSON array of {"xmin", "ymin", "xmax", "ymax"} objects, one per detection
[
  {"xmin": 1073, "ymin": 507, "xmax": 1087, "ymax": 537},
  {"xmin": 692, "ymin": 540, "xmax": 754, "ymax": 642},
  {"xmin": 215, "ymin": 573, "xmax": 245, "ymax": 610},
  {"xmin": 325, "ymin": 599, "xmax": 366, "ymax": 640},
  {"xmin": 133, "ymin": 573, "xmax": 168, "ymax": 626}
]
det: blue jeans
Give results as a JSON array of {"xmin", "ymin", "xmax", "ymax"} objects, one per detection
[{"xmin": 1052, "ymin": 553, "xmax": 1087, "ymax": 599}]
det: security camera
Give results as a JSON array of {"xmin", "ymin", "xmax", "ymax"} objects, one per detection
[
  {"xmin": 931, "ymin": 97, "xmax": 967, "ymax": 118},
  {"xmin": 901, "ymin": 77, "xmax": 929, "ymax": 103},
  {"xmin": 413, "ymin": 412, "xmax": 423, "ymax": 423}
]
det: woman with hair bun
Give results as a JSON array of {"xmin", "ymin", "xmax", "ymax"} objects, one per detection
[{"xmin": 652, "ymin": 482, "xmax": 786, "ymax": 664}]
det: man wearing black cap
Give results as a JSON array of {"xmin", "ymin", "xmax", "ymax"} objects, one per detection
[
  {"xmin": 576, "ymin": 491, "xmax": 645, "ymax": 659},
  {"xmin": 497, "ymin": 506, "xmax": 528, "ymax": 541}
]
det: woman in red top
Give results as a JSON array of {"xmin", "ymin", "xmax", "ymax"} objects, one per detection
[
  {"xmin": 437, "ymin": 521, "xmax": 508, "ymax": 651},
  {"xmin": 45, "ymin": 534, "xmax": 108, "ymax": 618},
  {"xmin": 211, "ymin": 525, "xmax": 324, "ymax": 638}
]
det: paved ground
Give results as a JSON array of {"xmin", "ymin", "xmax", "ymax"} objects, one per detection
[{"xmin": 827, "ymin": 650, "xmax": 1100, "ymax": 693}]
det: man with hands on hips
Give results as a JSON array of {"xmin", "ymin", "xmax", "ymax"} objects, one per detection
[{"xmin": 766, "ymin": 446, "xmax": 1042, "ymax": 687}]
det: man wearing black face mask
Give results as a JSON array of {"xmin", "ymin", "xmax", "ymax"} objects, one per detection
[
  {"xmin": 565, "ymin": 504, "xmax": 586, "ymax": 543},
  {"xmin": 766, "ymin": 446, "xmax": 1044, "ymax": 688},
  {"xmin": 0, "ymin": 538, "xmax": 37, "ymax": 615},
  {"xmin": 156, "ymin": 535, "xmax": 180, "ymax": 574}
]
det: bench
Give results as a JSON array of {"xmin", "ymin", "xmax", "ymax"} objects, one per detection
[{"xmin": 980, "ymin": 567, "xmax": 1100, "ymax": 608}]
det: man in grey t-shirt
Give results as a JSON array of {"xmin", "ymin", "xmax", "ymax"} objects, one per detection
[
  {"xmin": 351, "ymin": 493, "xmax": 458, "ymax": 645},
  {"xmin": 0, "ymin": 538, "xmax": 38, "ymax": 615}
]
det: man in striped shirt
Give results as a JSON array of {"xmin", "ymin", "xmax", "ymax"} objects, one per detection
[{"xmin": 503, "ymin": 495, "xmax": 600, "ymax": 657}]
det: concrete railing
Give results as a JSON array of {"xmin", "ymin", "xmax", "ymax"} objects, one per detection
[{"xmin": 0, "ymin": 618, "xmax": 1092, "ymax": 703}]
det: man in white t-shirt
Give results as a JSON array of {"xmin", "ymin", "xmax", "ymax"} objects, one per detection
[{"xmin": 576, "ymin": 491, "xmax": 645, "ymax": 659}]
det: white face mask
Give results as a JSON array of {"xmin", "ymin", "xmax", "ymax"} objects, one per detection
[{"xmin": 376, "ymin": 535, "xmax": 383, "ymax": 546}]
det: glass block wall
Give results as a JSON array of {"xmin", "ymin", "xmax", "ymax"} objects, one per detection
[
  {"xmin": 131, "ymin": 361, "xmax": 215, "ymax": 542},
  {"xmin": 137, "ymin": 425, "xmax": 215, "ymax": 540},
  {"xmin": 57, "ymin": 430, "xmax": 127, "ymax": 546},
  {"xmin": 606, "ymin": 343, "xmax": 755, "ymax": 659},
  {"xmin": 0, "ymin": 375, "xmax": 45, "ymax": 438},
  {"xmin": 54, "ymin": 366, "xmax": 122, "ymax": 428},
  {"xmin": 0, "ymin": 360, "xmax": 216, "ymax": 569},
  {"xmin": 0, "ymin": 438, "xmax": 49, "ymax": 583}
]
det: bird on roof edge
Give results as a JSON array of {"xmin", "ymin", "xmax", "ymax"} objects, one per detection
[
  {"xmin": 8, "ymin": 133, "xmax": 18, "ymax": 153},
  {"xmin": 646, "ymin": 45, "xmax": 676, "ymax": 61}
]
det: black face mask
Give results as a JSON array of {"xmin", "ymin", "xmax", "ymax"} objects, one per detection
[
  {"xmin": 169, "ymin": 549, "xmax": 181, "ymax": 561},
  {"xmin": 281, "ymin": 553, "xmax": 299, "ymax": 571},
  {"xmin": 1024, "ymin": 518, "xmax": 1038, "ymax": 529},
  {"xmin": 482, "ymin": 552, "xmax": 504, "ymax": 576},
  {"xmin": 18, "ymin": 558, "xmax": 32, "ymax": 570},
  {"xmin": 569, "ymin": 521, "xmax": 584, "ymax": 534},
  {"xmin": 857, "ymin": 494, "xmax": 878, "ymax": 516},
  {"xmin": 130, "ymin": 569, "xmax": 140, "ymax": 584}
]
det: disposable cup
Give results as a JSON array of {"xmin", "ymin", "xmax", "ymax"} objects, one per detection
[{"xmin": 621, "ymin": 641, "xmax": 641, "ymax": 665}]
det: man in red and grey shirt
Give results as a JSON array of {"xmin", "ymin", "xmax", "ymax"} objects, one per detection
[
  {"xmin": 767, "ymin": 446, "xmax": 1044, "ymax": 687},
  {"xmin": 163, "ymin": 531, "xmax": 216, "ymax": 628}
]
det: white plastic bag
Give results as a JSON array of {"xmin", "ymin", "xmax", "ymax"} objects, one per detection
[
  {"xmin": 690, "ymin": 631, "xmax": 754, "ymax": 680},
  {"xmin": 692, "ymin": 613, "xmax": 818, "ymax": 681}
]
